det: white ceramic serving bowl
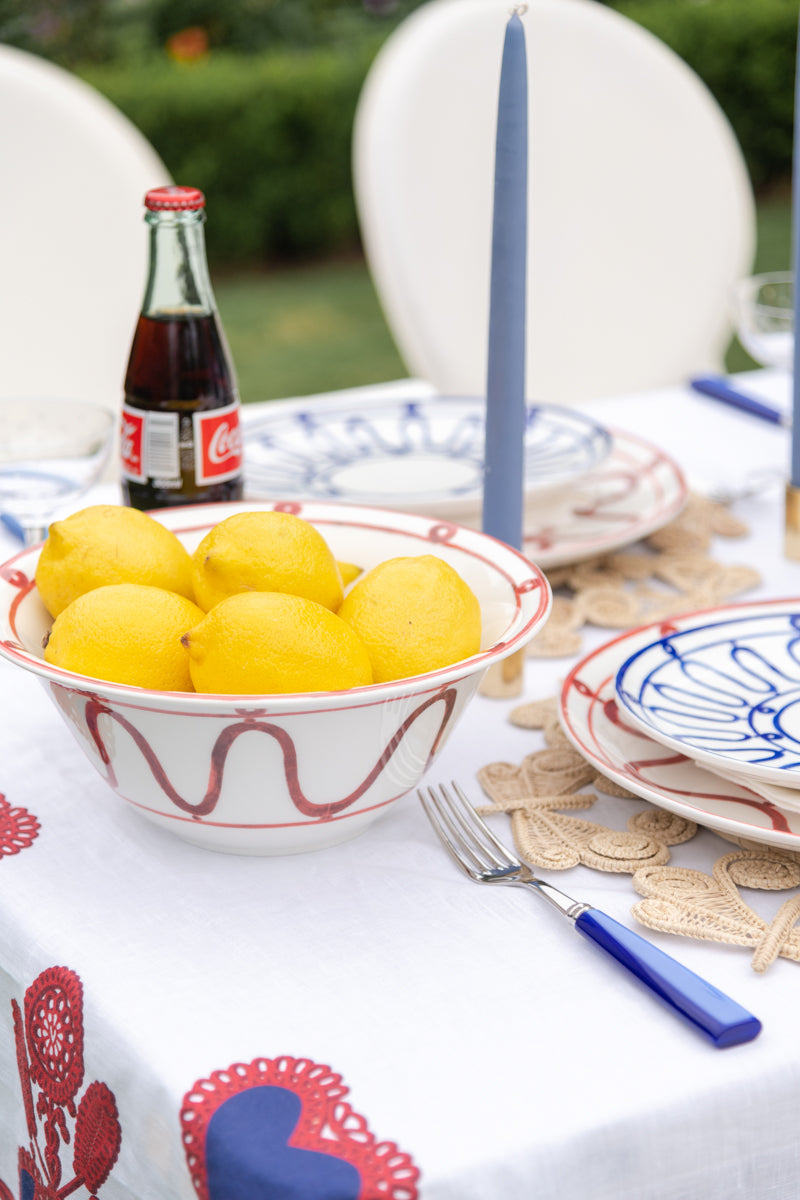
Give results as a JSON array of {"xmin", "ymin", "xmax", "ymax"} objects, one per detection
[{"xmin": 0, "ymin": 499, "xmax": 551, "ymax": 856}]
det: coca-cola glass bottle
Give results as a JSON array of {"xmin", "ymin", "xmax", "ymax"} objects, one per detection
[{"xmin": 121, "ymin": 185, "xmax": 244, "ymax": 509}]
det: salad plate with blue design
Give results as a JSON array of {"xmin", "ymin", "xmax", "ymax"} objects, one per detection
[
  {"xmin": 614, "ymin": 602, "xmax": 800, "ymax": 789},
  {"xmin": 560, "ymin": 599, "xmax": 800, "ymax": 849},
  {"xmin": 243, "ymin": 394, "xmax": 612, "ymax": 517}
]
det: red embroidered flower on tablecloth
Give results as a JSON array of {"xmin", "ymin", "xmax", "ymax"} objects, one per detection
[
  {"xmin": 0, "ymin": 793, "xmax": 38, "ymax": 857},
  {"xmin": 73, "ymin": 1082, "xmax": 122, "ymax": 1193},
  {"xmin": 1, "ymin": 965, "xmax": 122, "ymax": 1200},
  {"xmin": 24, "ymin": 966, "xmax": 84, "ymax": 1107}
]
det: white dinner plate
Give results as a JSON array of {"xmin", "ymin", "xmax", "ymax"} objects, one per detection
[
  {"xmin": 518, "ymin": 427, "xmax": 687, "ymax": 569},
  {"xmin": 559, "ymin": 599, "xmax": 800, "ymax": 850},
  {"xmin": 614, "ymin": 604, "xmax": 800, "ymax": 788},
  {"xmin": 700, "ymin": 762, "xmax": 800, "ymax": 813},
  {"xmin": 243, "ymin": 394, "xmax": 611, "ymax": 516}
]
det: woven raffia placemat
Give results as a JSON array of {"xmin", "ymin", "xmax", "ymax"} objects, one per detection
[
  {"xmin": 476, "ymin": 493, "xmax": 800, "ymax": 971},
  {"xmin": 479, "ymin": 492, "xmax": 759, "ymax": 697}
]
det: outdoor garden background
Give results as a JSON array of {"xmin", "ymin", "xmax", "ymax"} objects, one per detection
[{"xmin": 3, "ymin": 0, "xmax": 796, "ymax": 403}]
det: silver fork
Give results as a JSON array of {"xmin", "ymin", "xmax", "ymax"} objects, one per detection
[{"xmin": 418, "ymin": 781, "xmax": 761, "ymax": 1048}]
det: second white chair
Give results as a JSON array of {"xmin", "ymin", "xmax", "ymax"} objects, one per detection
[{"xmin": 352, "ymin": 0, "xmax": 756, "ymax": 404}]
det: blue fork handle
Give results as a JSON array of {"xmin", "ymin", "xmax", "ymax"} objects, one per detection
[{"xmin": 575, "ymin": 909, "xmax": 761, "ymax": 1047}]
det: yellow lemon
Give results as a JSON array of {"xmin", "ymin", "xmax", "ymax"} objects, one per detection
[
  {"xmin": 182, "ymin": 591, "xmax": 373, "ymax": 694},
  {"xmin": 337, "ymin": 561, "xmax": 363, "ymax": 588},
  {"xmin": 337, "ymin": 555, "xmax": 482, "ymax": 683},
  {"xmin": 43, "ymin": 583, "xmax": 204, "ymax": 691},
  {"xmin": 36, "ymin": 504, "xmax": 194, "ymax": 618},
  {"xmin": 190, "ymin": 510, "xmax": 344, "ymax": 613}
]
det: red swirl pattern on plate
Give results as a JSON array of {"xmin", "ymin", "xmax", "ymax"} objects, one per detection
[{"xmin": 523, "ymin": 428, "xmax": 687, "ymax": 568}]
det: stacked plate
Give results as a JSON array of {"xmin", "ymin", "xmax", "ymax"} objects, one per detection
[
  {"xmin": 559, "ymin": 599, "xmax": 800, "ymax": 851},
  {"xmin": 243, "ymin": 393, "xmax": 688, "ymax": 568}
]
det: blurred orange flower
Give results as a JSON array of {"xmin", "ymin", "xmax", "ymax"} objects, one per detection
[{"xmin": 166, "ymin": 26, "xmax": 210, "ymax": 63}]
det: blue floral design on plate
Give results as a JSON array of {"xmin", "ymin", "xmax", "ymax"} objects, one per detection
[
  {"xmin": 243, "ymin": 395, "xmax": 611, "ymax": 515},
  {"xmin": 615, "ymin": 610, "xmax": 800, "ymax": 786}
]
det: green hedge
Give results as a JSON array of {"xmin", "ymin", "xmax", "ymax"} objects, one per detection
[
  {"xmin": 614, "ymin": 0, "xmax": 799, "ymax": 190},
  {"xmin": 79, "ymin": 0, "xmax": 798, "ymax": 267},
  {"xmin": 80, "ymin": 44, "xmax": 379, "ymax": 266}
]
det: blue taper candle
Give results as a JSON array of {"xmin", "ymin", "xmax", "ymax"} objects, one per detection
[
  {"xmin": 793, "ymin": 12, "xmax": 800, "ymax": 488},
  {"xmin": 482, "ymin": 7, "xmax": 528, "ymax": 550},
  {"xmin": 786, "ymin": 12, "xmax": 800, "ymax": 560}
]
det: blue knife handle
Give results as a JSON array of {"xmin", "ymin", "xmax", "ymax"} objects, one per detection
[
  {"xmin": 575, "ymin": 908, "xmax": 761, "ymax": 1047},
  {"xmin": 690, "ymin": 375, "xmax": 787, "ymax": 427}
]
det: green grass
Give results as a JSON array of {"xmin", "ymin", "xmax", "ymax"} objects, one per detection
[
  {"xmin": 752, "ymin": 193, "xmax": 792, "ymax": 271},
  {"xmin": 215, "ymin": 196, "xmax": 792, "ymax": 400},
  {"xmin": 726, "ymin": 192, "xmax": 791, "ymax": 372},
  {"xmin": 215, "ymin": 257, "xmax": 407, "ymax": 404}
]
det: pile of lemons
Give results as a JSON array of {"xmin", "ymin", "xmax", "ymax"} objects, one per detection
[{"xmin": 36, "ymin": 505, "xmax": 482, "ymax": 695}]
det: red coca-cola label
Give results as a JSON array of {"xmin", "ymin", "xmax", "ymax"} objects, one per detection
[
  {"xmin": 194, "ymin": 401, "xmax": 243, "ymax": 485},
  {"xmin": 120, "ymin": 407, "xmax": 146, "ymax": 482}
]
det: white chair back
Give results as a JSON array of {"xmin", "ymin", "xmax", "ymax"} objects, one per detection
[
  {"xmin": 0, "ymin": 45, "xmax": 170, "ymax": 427},
  {"xmin": 353, "ymin": 0, "xmax": 756, "ymax": 403}
]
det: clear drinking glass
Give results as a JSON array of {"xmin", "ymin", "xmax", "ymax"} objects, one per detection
[
  {"xmin": 733, "ymin": 271, "xmax": 793, "ymax": 370},
  {"xmin": 0, "ymin": 398, "xmax": 116, "ymax": 546}
]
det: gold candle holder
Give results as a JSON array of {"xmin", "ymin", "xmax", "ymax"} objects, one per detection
[
  {"xmin": 478, "ymin": 646, "xmax": 525, "ymax": 698},
  {"xmin": 785, "ymin": 483, "xmax": 800, "ymax": 561}
]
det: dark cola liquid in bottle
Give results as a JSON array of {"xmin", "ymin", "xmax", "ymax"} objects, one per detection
[{"xmin": 121, "ymin": 186, "xmax": 244, "ymax": 509}]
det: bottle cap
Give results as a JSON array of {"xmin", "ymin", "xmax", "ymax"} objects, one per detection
[{"xmin": 145, "ymin": 186, "xmax": 206, "ymax": 212}]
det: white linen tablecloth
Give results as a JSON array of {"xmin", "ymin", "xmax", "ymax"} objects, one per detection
[{"xmin": 1, "ymin": 372, "xmax": 799, "ymax": 1200}]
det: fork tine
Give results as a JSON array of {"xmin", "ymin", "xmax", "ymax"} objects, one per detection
[
  {"xmin": 418, "ymin": 785, "xmax": 482, "ymax": 878},
  {"xmin": 419, "ymin": 782, "xmax": 521, "ymax": 875},
  {"xmin": 437, "ymin": 782, "xmax": 510, "ymax": 871},
  {"xmin": 445, "ymin": 781, "xmax": 521, "ymax": 870}
]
